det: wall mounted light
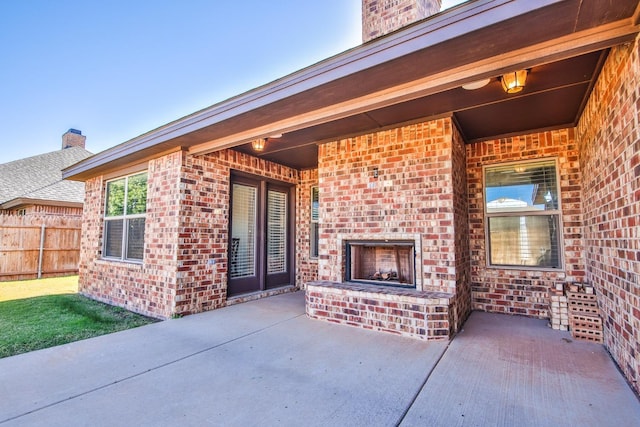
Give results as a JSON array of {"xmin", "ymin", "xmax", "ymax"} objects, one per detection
[
  {"xmin": 500, "ymin": 70, "xmax": 528, "ymax": 94},
  {"xmin": 251, "ymin": 138, "xmax": 267, "ymax": 152}
]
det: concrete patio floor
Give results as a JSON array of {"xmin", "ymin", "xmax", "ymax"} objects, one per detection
[{"xmin": 0, "ymin": 291, "xmax": 638, "ymax": 426}]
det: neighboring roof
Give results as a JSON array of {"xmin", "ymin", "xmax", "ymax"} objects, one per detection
[
  {"xmin": 63, "ymin": 0, "xmax": 640, "ymax": 180},
  {"xmin": 0, "ymin": 146, "xmax": 93, "ymax": 209},
  {"xmin": 487, "ymin": 198, "xmax": 532, "ymax": 212}
]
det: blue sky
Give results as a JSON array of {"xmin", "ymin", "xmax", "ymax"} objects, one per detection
[{"xmin": 0, "ymin": 0, "xmax": 465, "ymax": 164}]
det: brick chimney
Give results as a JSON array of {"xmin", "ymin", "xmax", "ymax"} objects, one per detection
[
  {"xmin": 62, "ymin": 129, "xmax": 86, "ymax": 149},
  {"xmin": 362, "ymin": 0, "xmax": 442, "ymax": 42}
]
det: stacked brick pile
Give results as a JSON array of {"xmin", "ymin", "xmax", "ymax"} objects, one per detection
[
  {"xmin": 566, "ymin": 284, "xmax": 603, "ymax": 343},
  {"xmin": 549, "ymin": 283, "xmax": 569, "ymax": 331},
  {"xmin": 549, "ymin": 283, "xmax": 604, "ymax": 343}
]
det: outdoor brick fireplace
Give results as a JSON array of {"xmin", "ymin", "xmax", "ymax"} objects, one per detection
[
  {"xmin": 305, "ymin": 118, "xmax": 469, "ymax": 341},
  {"xmin": 306, "ymin": 233, "xmax": 453, "ymax": 340},
  {"xmin": 345, "ymin": 240, "xmax": 416, "ymax": 288}
]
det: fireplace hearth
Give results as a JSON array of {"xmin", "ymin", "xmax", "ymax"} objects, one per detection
[{"xmin": 345, "ymin": 240, "xmax": 416, "ymax": 288}]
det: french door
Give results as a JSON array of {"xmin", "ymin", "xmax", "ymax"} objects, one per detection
[{"xmin": 228, "ymin": 174, "xmax": 293, "ymax": 297}]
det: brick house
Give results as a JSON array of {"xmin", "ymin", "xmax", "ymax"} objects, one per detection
[
  {"xmin": 64, "ymin": 0, "xmax": 640, "ymax": 394},
  {"xmin": 0, "ymin": 129, "xmax": 91, "ymax": 216}
]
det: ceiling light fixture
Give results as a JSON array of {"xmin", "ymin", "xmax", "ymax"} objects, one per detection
[
  {"xmin": 251, "ymin": 138, "xmax": 267, "ymax": 152},
  {"xmin": 462, "ymin": 78, "xmax": 490, "ymax": 90},
  {"xmin": 500, "ymin": 70, "xmax": 528, "ymax": 94}
]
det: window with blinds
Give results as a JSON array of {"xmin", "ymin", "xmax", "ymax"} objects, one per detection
[
  {"xmin": 267, "ymin": 190, "xmax": 287, "ymax": 274},
  {"xmin": 230, "ymin": 184, "xmax": 257, "ymax": 279},
  {"xmin": 103, "ymin": 171, "xmax": 147, "ymax": 262},
  {"xmin": 484, "ymin": 159, "xmax": 562, "ymax": 269}
]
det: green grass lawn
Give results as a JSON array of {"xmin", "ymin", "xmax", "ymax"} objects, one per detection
[{"xmin": 0, "ymin": 293, "xmax": 157, "ymax": 358}]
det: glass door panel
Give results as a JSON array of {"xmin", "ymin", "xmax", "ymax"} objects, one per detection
[
  {"xmin": 230, "ymin": 183, "xmax": 257, "ymax": 278},
  {"xmin": 264, "ymin": 184, "xmax": 291, "ymax": 290},
  {"xmin": 267, "ymin": 189, "xmax": 287, "ymax": 274},
  {"xmin": 228, "ymin": 182, "xmax": 259, "ymax": 295}
]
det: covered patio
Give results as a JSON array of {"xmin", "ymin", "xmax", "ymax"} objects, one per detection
[
  {"xmin": 1, "ymin": 292, "xmax": 638, "ymax": 426},
  {"xmin": 61, "ymin": 0, "xmax": 640, "ymax": 397}
]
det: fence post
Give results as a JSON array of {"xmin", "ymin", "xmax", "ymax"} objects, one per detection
[{"xmin": 37, "ymin": 223, "xmax": 45, "ymax": 279}]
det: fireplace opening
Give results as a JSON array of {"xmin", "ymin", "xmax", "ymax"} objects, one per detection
[{"xmin": 345, "ymin": 240, "xmax": 416, "ymax": 288}]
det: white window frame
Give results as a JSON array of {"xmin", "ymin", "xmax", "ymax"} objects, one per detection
[
  {"xmin": 310, "ymin": 185, "xmax": 319, "ymax": 259},
  {"xmin": 483, "ymin": 158, "xmax": 564, "ymax": 270},
  {"xmin": 103, "ymin": 171, "xmax": 147, "ymax": 263}
]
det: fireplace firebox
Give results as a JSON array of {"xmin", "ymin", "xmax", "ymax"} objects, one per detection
[{"xmin": 345, "ymin": 240, "xmax": 416, "ymax": 288}]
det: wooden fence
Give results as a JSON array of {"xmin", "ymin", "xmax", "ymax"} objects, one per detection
[{"xmin": 0, "ymin": 214, "xmax": 82, "ymax": 281}]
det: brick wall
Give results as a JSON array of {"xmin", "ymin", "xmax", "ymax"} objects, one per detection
[
  {"xmin": 466, "ymin": 129, "xmax": 585, "ymax": 319},
  {"xmin": 451, "ymin": 123, "xmax": 471, "ymax": 329},
  {"xmin": 78, "ymin": 154, "xmax": 181, "ymax": 318},
  {"xmin": 317, "ymin": 119, "xmax": 467, "ymax": 300},
  {"xmin": 362, "ymin": 0, "xmax": 441, "ymax": 42},
  {"xmin": 296, "ymin": 168, "xmax": 319, "ymax": 288},
  {"xmin": 576, "ymin": 36, "xmax": 640, "ymax": 394},
  {"xmin": 173, "ymin": 152, "xmax": 228, "ymax": 315},
  {"xmin": 78, "ymin": 148, "xmax": 308, "ymax": 319}
]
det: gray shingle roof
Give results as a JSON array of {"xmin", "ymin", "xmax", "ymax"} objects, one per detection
[{"xmin": 0, "ymin": 147, "xmax": 93, "ymax": 206}]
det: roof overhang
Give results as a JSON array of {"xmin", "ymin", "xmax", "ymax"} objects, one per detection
[
  {"xmin": 64, "ymin": 0, "xmax": 640, "ymax": 180},
  {"xmin": 1, "ymin": 198, "xmax": 83, "ymax": 210}
]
